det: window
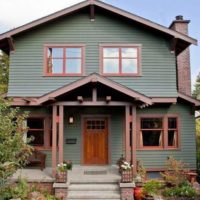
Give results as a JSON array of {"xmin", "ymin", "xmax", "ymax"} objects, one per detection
[
  {"xmin": 140, "ymin": 118, "xmax": 163, "ymax": 148},
  {"xmin": 26, "ymin": 117, "xmax": 52, "ymax": 149},
  {"xmin": 45, "ymin": 46, "xmax": 84, "ymax": 75},
  {"xmin": 139, "ymin": 116, "xmax": 179, "ymax": 149},
  {"xmin": 101, "ymin": 46, "xmax": 140, "ymax": 75},
  {"xmin": 27, "ymin": 118, "xmax": 44, "ymax": 146}
]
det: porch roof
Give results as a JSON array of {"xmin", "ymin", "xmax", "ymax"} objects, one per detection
[{"xmin": 37, "ymin": 73, "xmax": 152, "ymax": 105}]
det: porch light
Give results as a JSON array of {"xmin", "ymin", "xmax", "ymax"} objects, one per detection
[{"xmin": 69, "ymin": 116, "xmax": 74, "ymax": 124}]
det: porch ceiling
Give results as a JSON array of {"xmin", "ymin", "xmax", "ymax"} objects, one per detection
[{"xmin": 36, "ymin": 73, "xmax": 152, "ymax": 105}]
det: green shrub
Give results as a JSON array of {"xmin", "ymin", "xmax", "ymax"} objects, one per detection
[
  {"xmin": 142, "ymin": 180, "xmax": 163, "ymax": 197},
  {"xmin": 163, "ymin": 181, "xmax": 197, "ymax": 197}
]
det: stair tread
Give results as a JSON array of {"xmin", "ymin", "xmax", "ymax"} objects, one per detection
[{"xmin": 68, "ymin": 191, "xmax": 120, "ymax": 198}]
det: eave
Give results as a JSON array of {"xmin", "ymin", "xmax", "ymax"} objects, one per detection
[{"xmin": 0, "ymin": 0, "xmax": 197, "ymax": 53}]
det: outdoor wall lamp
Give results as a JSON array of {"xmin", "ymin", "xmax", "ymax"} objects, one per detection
[{"xmin": 69, "ymin": 116, "xmax": 74, "ymax": 124}]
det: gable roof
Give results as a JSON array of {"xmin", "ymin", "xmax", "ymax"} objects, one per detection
[
  {"xmin": 0, "ymin": 0, "xmax": 197, "ymax": 54},
  {"xmin": 178, "ymin": 92, "xmax": 200, "ymax": 108},
  {"xmin": 36, "ymin": 73, "xmax": 152, "ymax": 105}
]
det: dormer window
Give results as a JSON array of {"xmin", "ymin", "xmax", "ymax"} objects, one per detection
[
  {"xmin": 45, "ymin": 45, "xmax": 84, "ymax": 76},
  {"xmin": 100, "ymin": 45, "xmax": 141, "ymax": 76}
]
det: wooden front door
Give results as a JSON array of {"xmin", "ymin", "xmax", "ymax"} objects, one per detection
[{"xmin": 83, "ymin": 117, "xmax": 108, "ymax": 165}]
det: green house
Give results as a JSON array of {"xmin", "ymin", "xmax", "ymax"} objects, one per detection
[{"xmin": 0, "ymin": 0, "xmax": 199, "ymax": 178}]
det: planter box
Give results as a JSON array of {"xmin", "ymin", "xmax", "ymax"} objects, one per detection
[
  {"xmin": 56, "ymin": 171, "xmax": 67, "ymax": 183},
  {"xmin": 121, "ymin": 170, "xmax": 133, "ymax": 183}
]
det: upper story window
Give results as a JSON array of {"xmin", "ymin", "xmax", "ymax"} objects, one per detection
[
  {"xmin": 45, "ymin": 45, "xmax": 84, "ymax": 76},
  {"xmin": 100, "ymin": 45, "xmax": 141, "ymax": 76}
]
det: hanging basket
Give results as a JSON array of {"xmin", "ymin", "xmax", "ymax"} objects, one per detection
[
  {"xmin": 121, "ymin": 169, "xmax": 133, "ymax": 183},
  {"xmin": 56, "ymin": 171, "xmax": 67, "ymax": 183}
]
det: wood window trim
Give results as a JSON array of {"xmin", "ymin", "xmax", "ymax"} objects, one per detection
[
  {"xmin": 99, "ymin": 44, "xmax": 142, "ymax": 76},
  {"xmin": 137, "ymin": 114, "xmax": 180, "ymax": 150},
  {"xmin": 27, "ymin": 116, "xmax": 52, "ymax": 151},
  {"xmin": 43, "ymin": 44, "xmax": 85, "ymax": 77}
]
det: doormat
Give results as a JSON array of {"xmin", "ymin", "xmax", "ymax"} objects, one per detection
[{"xmin": 84, "ymin": 170, "xmax": 107, "ymax": 175}]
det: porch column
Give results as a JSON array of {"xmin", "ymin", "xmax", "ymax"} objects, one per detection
[
  {"xmin": 58, "ymin": 105, "xmax": 64, "ymax": 163},
  {"xmin": 131, "ymin": 105, "xmax": 137, "ymax": 173},
  {"xmin": 52, "ymin": 105, "xmax": 58, "ymax": 177},
  {"xmin": 125, "ymin": 106, "xmax": 130, "ymax": 162}
]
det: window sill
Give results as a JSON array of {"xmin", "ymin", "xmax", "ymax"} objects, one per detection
[
  {"xmin": 137, "ymin": 147, "xmax": 180, "ymax": 151},
  {"xmin": 101, "ymin": 74, "xmax": 142, "ymax": 77},
  {"xmin": 43, "ymin": 74, "xmax": 83, "ymax": 77}
]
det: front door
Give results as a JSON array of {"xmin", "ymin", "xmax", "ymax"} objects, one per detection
[{"xmin": 83, "ymin": 117, "xmax": 108, "ymax": 165}]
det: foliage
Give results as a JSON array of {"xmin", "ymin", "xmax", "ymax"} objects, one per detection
[
  {"xmin": 193, "ymin": 73, "xmax": 200, "ymax": 100},
  {"xmin": 0, "ymin": 179, "xmax": 56, "ymax": 200},
  {"xmin": 0, "ymin": 97, "xmax": 32, "ymax": 189},
  {"xmin": 0, "ymin": 51, "xmax": 9, "ymax": 94},
  {"xmin": 163, "ymin": 181, "xmax": 197, "ymax": 198},
  {"xmin": 142, "ymin": 180, "xmax": 163, "ymax": 197},
  {"xmin": 136, "ymin": 160, "xmax": 146, "ymax": 182},
  {"xmin": 161, "ymin": 156, "xmax": 188, "ymax": 187},
  {"xmin": 120, "ymin": 161, "xmax": 132, "ymax": 171},
  {"xmin": 57, "ymin": 160, "xmax": 73, "ymax": 172}
]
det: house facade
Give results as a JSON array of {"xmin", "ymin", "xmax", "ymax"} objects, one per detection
[{"xmin": 0, "ymin": 0, "xmax": 200, "ymax": 176}]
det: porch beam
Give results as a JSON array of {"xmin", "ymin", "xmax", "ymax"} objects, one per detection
[
  {"xmin": 131, "ymin": 105, "xmax": 137, "ymax": 173},
  {"xmin": 58, "ymin": 105, "xmax": 64, "ymax": 163},
  {"xmin": 53, "ymin": 101, "xmax": 133, "ymax": 106},
  {"xmin": 125, "ymin": 106, "xmax": 130, "ymax": 162},
  {"xmin": 52, "ymin": 105, "xmax": 58, "ymax": 177}
]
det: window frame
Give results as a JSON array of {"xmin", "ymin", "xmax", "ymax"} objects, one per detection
[
  {"xmin": 44, "ymin": 44, "xmax": 85, "ymax": 76},
  {"xmin": 26, "ymin": 116, "xmax": 52, "ymax": 150},
  {"xmin": 137, "ymin": 114, "xmax": 180, "ymax": 150},
  {"xmin": 99, "ymin": 44, "xmax": 141, "ymax": 76}
]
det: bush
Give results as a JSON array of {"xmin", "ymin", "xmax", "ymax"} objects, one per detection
[
  {"xmin": 163, "ymin": 181, "xmax": 197, "ymax": 198},
  {"xmin": 142, "ymin": 180, "xmax": 163, "ymax": 197}
]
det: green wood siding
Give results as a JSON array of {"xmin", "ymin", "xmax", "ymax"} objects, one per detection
[
  {"xmin": 8, "ymin": 11, "xmax": 177, "ymax": 97},
  {"xmin": 137, "ymin": 103, "xmax": 197, "ymax": 169}
]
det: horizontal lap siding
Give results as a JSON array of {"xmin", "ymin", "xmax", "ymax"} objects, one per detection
[
  {"xmin": 137, "ymin": 103, "xmax": 196, "ymax": 169},
  {"xmin": 8, "ymin": 12, "xmax": 176, "ymax": 97}
]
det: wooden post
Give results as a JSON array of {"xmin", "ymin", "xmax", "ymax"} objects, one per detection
[
  {"xmin": 52, "ymin": 106, "xmax": 57, "ymax": 177},
  {"xmin": 125, "ymin": 106, "xmax": 130, "ymax": 162},
  {"xmin": 132, "ymin": 105, "xmax": 137, "ymax": 173},
  {"xmin": 59, "ymin": 105, "xmax": 64, "ymax": 163}
]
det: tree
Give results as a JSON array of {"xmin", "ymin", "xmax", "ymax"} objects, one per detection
[
  {"xmin": 0, "ymin": 51, "xmax": 9, "ymax": 94},
  {"xmin": 0, "ymin": 97, "xmax": 32, "ymax": 188},
  {"xmin": 193, "ymin": 73, "xmax": 200, "ymax": 100}
]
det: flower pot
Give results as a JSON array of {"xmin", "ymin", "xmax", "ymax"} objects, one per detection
[
  {"xmin": 56, "ymin": 171, "xmax": 67, "ymax": 183},
  {"xmin": 134, "ymin": 187, "xmax": 142, "ymax": 200},
  {"xmin": 121, "ymin": 170, "xmax": 133, "ymax": 183}
]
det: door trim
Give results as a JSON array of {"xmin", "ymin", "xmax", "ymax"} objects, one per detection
[{"xmin": 81, "ymin": 115, "xmax": 110, "ymax": 165}]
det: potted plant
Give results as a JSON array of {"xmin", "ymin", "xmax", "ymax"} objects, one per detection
[
  {"xmin": 56, "ymin": 163, "xmax": 68, "ymax": 183},
  {"xmin": 64, "ymin": 160, "xmax": 73, "ymax": 170},
  {"xmin": 142, "ymin": 180, "xmax": 162, "ymax": 200},
  {"xmin": 120, "ymin": 161, "xmax": 133, "ymax": 183}
]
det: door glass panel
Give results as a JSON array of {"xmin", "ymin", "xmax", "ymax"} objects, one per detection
[{"xmin": 86, "ymin": 120, "xmax": 105, "ymax": 130}]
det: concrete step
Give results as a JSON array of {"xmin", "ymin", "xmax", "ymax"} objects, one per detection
[
  {"xmin": 69, "ymin": 183, "xmax": 119, "ymax": 191},
  {"xmin": 68, "ymin": 199, "xmax": 121, "ymax": 200},
  {"xmin": 68, "ymin": 191, "xmax": 121, "ymax": 199}
]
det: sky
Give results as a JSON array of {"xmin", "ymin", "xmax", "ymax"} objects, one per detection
[{"xmin": 0, "ymin": 0, "xmax": 199, "ymax": 89}]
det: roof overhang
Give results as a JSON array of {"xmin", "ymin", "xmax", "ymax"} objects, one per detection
[{"xmin": 0, "ymin": 0, "xmax": 197, "ymax": 54}]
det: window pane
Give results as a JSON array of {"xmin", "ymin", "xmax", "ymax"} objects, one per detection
[
  {"xmin": 27, "ymin": 118, "xmax": 44, "ymax": 129},
  {"xmin": 52, "ymin": 59, "xmax": 63, "ymax": 73},
  {"xmin": 122, "ymin": 48, "xmax": 137, "ymax": 57},
  {"xmin": 48, "ymin": 48, "xmax": 63, "ymax": 58},
  {"xmin": 141, "ymin": 118, "xmax": 163, "ymax": 129},
  {"xmin": 103, "ymin": 59, "xmax": 119, "ymax": 73},
  {"xmin": 27, "ymin": 131, "xmax": 44, "ymax": 146},
  {"xmin": 66, "ymin": 59, "xmax": 81, "ymax": 73},
  {"xmin": 168, "ymin": 130, "xmax": 177, "ymax": 146},
  {"xmin": 142, "ymin": 130, "xmax": 162, "ymax": 146},
  {"xmin": 66, "ymin": 48, "xmax": 81, "ymax": 58},
  {"xmin": 122, "ymin": 59, "xmax": 137, "ymax": 73},
  {"xmin": 168, "ymin": 118, "xmax": 177, "ymax": 129},
  {"xmin": 103, "ymin": 48, "xmax": 119, "ymax": 57}
]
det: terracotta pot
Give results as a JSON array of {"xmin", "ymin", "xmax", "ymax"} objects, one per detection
[
  {"xmin": 56, "ymin": 171, "xmax": 67, "ymax": 183},
  {"xmin": 134, "ymin": 187, "xmax": 142, "ymax": 200}
]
